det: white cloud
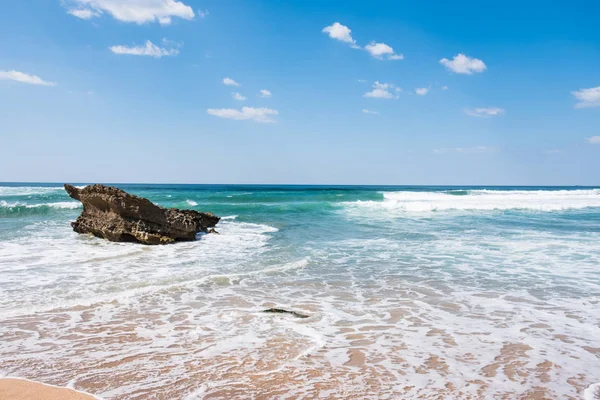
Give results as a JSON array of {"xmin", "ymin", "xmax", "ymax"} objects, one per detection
[
  {"xmin": 64, "ymin": 0, "xmax": 195, "ymax": 25},
  {"xmin": 572, "ymin": 86, "xmax": 600, "ymax": 108},
  {"xmin": 357, "ymin": 79, "xmax": 367, "ymax": 83},
  {"xmin": 207, "ymin": 106, "xmax": 279, "ymax": 123},
  {"xmin": 415, "ymin": 87, "xmax": 429, "ymax": 96},
  {"xmin": 464, "ymin": 107, "xmax": 504, "ymax": 117},
  {"xmin": 110, "ymin": 40, "xmax": 178, "ymax": 58},
  {"xmin": 0, "ymin": 70, "xmax": 56, "ymax": 86},
  {"xmin": 322, "ymin": 22, "xmax": 358, "ymax": 47},
  {"xmin": 364, "ymin": 89, "xmax": 393, "ymax": 98},
  {"xmin": 259, "ymin": 89, "xmax": 272, "ymax": 98},
  {"xmin": 364, "ymin": 81, "xmax": 398, "ymax": 99},
  {"xmin": 222, "ymin": 77, "xmax": 240, "ymax": 86},
  {"xmin": 440, "ymin": 53, "xmax": 486, "ymax": 74},
  {"xmin": 433, "ymin": 146, "xmax": 494, "ymax": 154},
  {"xmin": 232, "ymin": 92, "xmax": 246, "ymax": 101},
  {"xmin": 197, "ymin": 9, "xmax": 209, "ymax": 18},
  {"xmin": 587, "ymin": 136, "xmax": 600, "ymax": 144},
  {"xmin": 441, "ymin": 85, "xmax": 448, "ymax": 90},
  {"xmin": 67, "ymin": 8, "xmax": 99, "ymax": 19},
  {"xmin": 362, "ymin": 109, "xmax": 379, "ymax": 115},
  {"xmin": 364, "ymin": 42, "xmax": 403, "ymax": 60}
]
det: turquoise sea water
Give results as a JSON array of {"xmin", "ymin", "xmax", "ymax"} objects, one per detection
[{"xmin": 1, "ymin": 183, "xmax": 600, "ymax": 399}]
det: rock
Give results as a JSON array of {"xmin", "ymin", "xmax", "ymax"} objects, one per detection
[
  {"xmin": 208, "ymin": 228, "xmax": 219, "ymax": 234},
  {"xmin": 65, "ymin": 184, "xmax": 220, "ymax": 245},
  {"xmin": 263, "ymin": 308, "xmax": 309, "ymax": 319}
]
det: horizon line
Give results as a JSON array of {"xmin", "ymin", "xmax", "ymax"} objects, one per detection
[{"xmin": 0, "ymin": 181, "xmax": 598, "ymax": 188}]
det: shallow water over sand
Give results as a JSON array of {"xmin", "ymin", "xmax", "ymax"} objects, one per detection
[{"xmin": 1, "ymin": 184, "xmax": 599, "ymax": 399}]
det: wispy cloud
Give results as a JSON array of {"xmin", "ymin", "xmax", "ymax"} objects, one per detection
[
  {"xmin": 362, "ymin": 109, "xmax": 379, "ymax": 115},
  {"xmin": 63, "ymin": 0, "xmax": 195, "ymax": 25},
  {"xmin": 364, "ymin": 42, "xmax": 403, "ymax": 60},
  {"xmin": 587, "ymin": 136, "xmax": 600, "ymax": 144},
  {"xmin": 415, "ymin": 87, "xmax": 429, "ymax": 96},
  {"xmin": 572, "ymin": 86, "xmax": 600, "ymax": 108},
  {"xmin": 441, "ymin": 85, "xmax": 449, "ymax": 90},
  {"xmin": 464, "ymin": 107, "xmax": 504, "ymax": 117},
  {"xmin": 364, "ymin": 81, "xmax": 399, "ymax": 99},
  {"xmin": 232, "ymin": 92, "xmax": 246, "ymax": 101},
  {"xmin": 207, "ymin": 107, "xmax": 279, "ymax": 123},
  {"xmin": 544, "ymin": 149, "xmax": 563, "ymax": 154},
  {"xmin": 109, "ymin": 40, "xmax": 179, "ymax": 58},
  {"xmin": 67, "ymin": 8, "xmax": 98, "ymax": 19},
  {"xmin": 0, "ymin": 70, "xmax": 56, "ymax": 86},
  {"xmin": 197, "ymin": 9, "xmax": 209, "ymax": 18},
  {"xmin": 433, "ymin": 146, "xmax": 494, "ymax": 154},
  {"xmin": 259, "ymin": 89, "xmax": 272, "ymax": 98},
  {"xmin": 440, "ymin": 53, "xmax": 486, "ymax": 74},
  {"xmin": 222, "ymin": 77, "xmax": 240, "ymax": 86},
  {"xmin": 322, "ymin": 22, "xmax": 359, "ymax": 48}
]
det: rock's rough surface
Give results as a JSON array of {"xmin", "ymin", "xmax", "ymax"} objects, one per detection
[{"xmin": 65, "ymin": 184, "xmax": 220, "ymax": 245}]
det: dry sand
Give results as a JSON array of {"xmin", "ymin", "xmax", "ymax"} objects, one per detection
[{"xmin": 0, "ymin": 378, "xmax": 96, "ymax": 400}]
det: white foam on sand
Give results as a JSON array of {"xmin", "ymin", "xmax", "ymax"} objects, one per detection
[{"xmin": 585, "ymin": 383, "xmax": 600, "ymax": 400}]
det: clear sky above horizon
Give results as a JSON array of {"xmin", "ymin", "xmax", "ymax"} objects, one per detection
[{"xmin": 1, "ymin": 0, "xmax": 599, "ymax": 185}]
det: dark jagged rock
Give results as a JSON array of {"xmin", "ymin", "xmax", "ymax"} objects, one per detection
[
  {"xmin": 65, "ymin": 184, "xmax": 220, "ymax": 245},
  {"xmin": 263, "ymin": 308, "xmax": 309, "ymax": 319}
]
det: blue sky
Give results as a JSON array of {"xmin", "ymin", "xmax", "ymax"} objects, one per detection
[{"xmin": 0, "ymin": 0, "xmax": 599, "ymax": 185}]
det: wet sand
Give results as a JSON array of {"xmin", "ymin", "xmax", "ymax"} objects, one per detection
[
  {"xmin": 0, "ymin": 302, "xmax": 595, "ymax": 399},
  {"xmin": 0, "ymin": 378, "xmax": 96, "ymax": 400}
]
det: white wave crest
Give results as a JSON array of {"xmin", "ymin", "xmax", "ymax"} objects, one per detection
[
  {"xmin": 41, "ymin": 201, "xmax": 81, "ymax": 209},
  {"xmin": 186, "ymin": 200, "xmax": 198, "ymax": 206},
  {"xmin": 0, "ymin": 200, "xmax": 81, "ymax": 209},
  {"xmin": 345, "ymin": 189, "xmax": 600, "ymax": 213},
  {"xmin": 0, "ymin": 186, "xmax": 64, "ymax": 196}
]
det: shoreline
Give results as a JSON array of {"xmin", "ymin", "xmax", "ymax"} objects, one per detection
[
  {"xmin": 1, "ymin": 185, "xmax": 599, "ymax": 398},
  {"xmin": 0, "ymin": 377, "xmax": 99, "ymax": 400}
]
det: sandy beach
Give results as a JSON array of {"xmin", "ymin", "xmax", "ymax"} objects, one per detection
[{"xmin": 0, "ymin": 378, "xmax": 96, "ymax": 400}]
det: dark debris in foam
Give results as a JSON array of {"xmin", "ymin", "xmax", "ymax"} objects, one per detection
[{"xmin": 263, "ymin": 308, "xmax": 309, "ymax": 319}]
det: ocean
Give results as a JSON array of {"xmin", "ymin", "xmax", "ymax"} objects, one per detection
[{"xmin": 1, "ymin": 183, "xmax": 599, "ymax": 399}]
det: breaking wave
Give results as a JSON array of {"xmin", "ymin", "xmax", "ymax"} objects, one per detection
[
  {"xmin": 0, "ymin": 186, "xmax": 64, "ymax": 196},
  {"xmin": 344, "ymin": 189, "xmax": 600, "ymax": 213},
  {"xmin": 0, "ymin": 200, "xmax": 81, "ymax": 216}
]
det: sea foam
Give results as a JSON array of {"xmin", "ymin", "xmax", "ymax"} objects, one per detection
[{"xmin": 585, "ymin": 383, "xmax": 600, "ymax": 400}]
